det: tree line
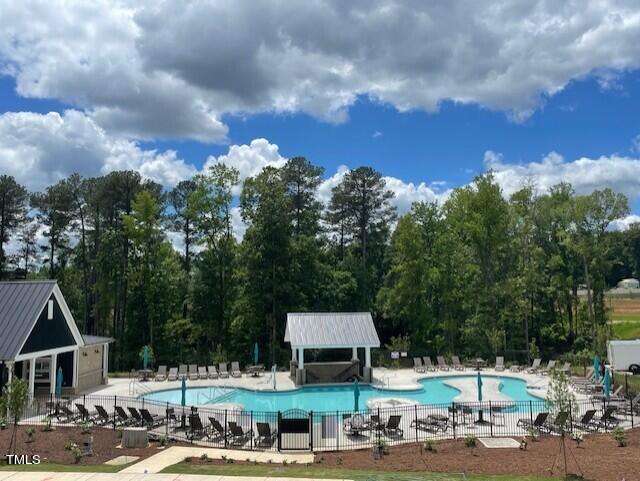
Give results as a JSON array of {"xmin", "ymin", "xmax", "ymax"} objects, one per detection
[{"xmin": 0, "ymin": 160, "xmax": 638, "ymax": 370}]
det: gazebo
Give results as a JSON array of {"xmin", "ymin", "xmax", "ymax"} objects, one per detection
[{"xmin": 284, "ymin": 312, "xmax": 380, "ymax": 385}]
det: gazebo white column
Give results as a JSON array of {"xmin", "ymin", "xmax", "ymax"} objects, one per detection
[
  {"xmin": 102, "ymin": 344, "xmax": 109, "ymax": 383},
  {"xmin": 49, "ymin": 353, "xmax": 57, "ymax": 394},
  {"xmin": 72, "ymin": 349, "xmax": 78, "ymax": 389},
  {"xmin": 298, "ymin": 348, "xmax": 304, "ymax": 369},
  {"xmin": 28, "ymin": 358, "xmax": 36, "ymax": 399},
  {"xmin": 352, "ymin": 347, "xmax": 358, "ymax": 360},
  {"xmin": 292, "ymin": 348, "xmax": 297, "ymax": 362},
  {"xmin": 365, "ymin": 347, "xmax": 371, "ymax": 368}
]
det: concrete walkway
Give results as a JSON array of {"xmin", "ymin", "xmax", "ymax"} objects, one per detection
[
  {"xmin": 0, "ymin": 473, "xmax": 349, "ymax": 481},
  {"xmin": 120, "ymin": 446, "xmax": 315, "ymax": 474}
]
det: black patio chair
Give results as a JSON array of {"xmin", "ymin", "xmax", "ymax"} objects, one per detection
[{"xmin": 254, "ymin": 422, "xmax": 277, "ymax": 447}]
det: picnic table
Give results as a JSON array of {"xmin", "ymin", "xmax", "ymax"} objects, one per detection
[
  {"xmin": 137, "ymin": 368, "xmax": 153, "ymax": 381},
  {"xmin": 246, "ymin": 364, "xmax": 265, "ymax": 377}
]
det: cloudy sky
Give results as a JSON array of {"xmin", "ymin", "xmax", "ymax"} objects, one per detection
[{"xmin": 1, "ymin": 0, "xmax": 640, "ymax": 224}]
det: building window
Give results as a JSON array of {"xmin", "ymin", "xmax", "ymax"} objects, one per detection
[{"xmin": 48, "ymin": 300, "xmax": 54, "ymax": 320}]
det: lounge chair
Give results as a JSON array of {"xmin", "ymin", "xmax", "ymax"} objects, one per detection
[
  {"xmin": 495, "ymin": 356, "xmax": 505, "ymax": 372},
  {"xmin": 219, "ymin": 362, "xmax": 229, "ymax": 378},
  {"xmin": 382, "ymin": 414, "xmax": 403, "ymax": 437},
  {"xmin": 187, "ymin": 413, "xmax": 206, "ymax": 440},
  {"xmin": 543, "ymin": 411, "xmax": 569, "ymax": 434},
  {"xmin": 541, "ymin": 360, "xmax": 556, "ymax": 375},
  {"xmin": 526, "ymin": 358, "xmax": 541, "ymax": 374},
  {"xmin": 231, "ymin": 361, "xmax": 242, "ymax": 378},
  {"xmin": 165, "ymin": 407, "xmax": 178, "ymax": 429},
  {"xmin": 575, "ymin": 409, "xmax": 597, "ymax": 430},
  {"xmin": 510, "ymin": 363, "xmax": 521, "ymax": 372},
  {"xmin": 413, "ymin": 357, "xmax": 426, "ymax": 373},
  {"xmin": 75, "ymin": 403, "xmax": 97, "ymax": 423},
  {"xmin": 56, "ymin": 405, "xmax": 79, "ymax": 423},
  {"xmin": 517, "ymin": 411, "xmax": 549, "ymax": 432},
  {"xmin": 188, "ymin": 364, "xmax": 199, "ymax": 380},
  {"xmin": 559, "ymin": 362, "xmax": 571, "ymax": 374},
  {"xmin": 591, "ymin": 385, "xmax": 624, "ymax": 402},
  {"xmin": 167, "ymin": 367, "xmax": 178, "ymax": 381},
  {"xmin": 588, "ymin": 407, "xmax": 620, "ymax": 431},
  {"xmin": 571, "ymin": 367, "xmax": 595, "ymax": 385},
  {"xmin": 208, "ymin": 417, "xmax": 226, "ymax": 441},
  {"xmin": 127, "ymin": 407, "xmax": 143, "ymax": 426},
  {"xmin": 227, "ymin": 421, "xmax": 253, "ymax": 446},
  {"xmin": 619, "ymin": 393, "xmax": 640, "ymax": 416},
  {"xmin": 178, "ymin": 364, "xmax": 188, "ymax": 380},
  {"xmin": 198, "ymin": 366, "xmax": 208, "ymax": 379},
  {"xmin": 115, "ymin": 406, "xmax": 132, "ymax": 425},
  {"xmin": 94, "ymin": 405, "xmax": 111, "ymax": 426},
  {"xmin": 140, "ymin": 408, "xmax": 163, "ymax": 428},
  {"xmin": 155, "ymin": 365, "xmax": 167, "ymax": 381},
  {"xmin": 255, "ymin": 422, "xmax": 277, "ymax": 447},
  {"xmin": 410, "ymin": 414, "xmax": 448, "ymax": 433},
  {"xmin": 451, "ymin": 355, "xmax": 465, "ymax": 371},
  {"xmin": 436, "ymin": 356, "xmax": 450, "ymax": 371},
  {"xmin": 207, "ymin": 365, "xmax": 218, "ymax": 379},
  {"xmin": 423, "ymin": 357, "xmax": 437, "ymax": 371}
]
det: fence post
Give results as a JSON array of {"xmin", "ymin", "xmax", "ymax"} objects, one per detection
[
  {"xmin": 113, "ymin": 395, "xmax": 117, "ymax": 430},
  {"xmin": 165, "ymin": 402, "xmax": 169, "ymax": 437},
  {"xmin": 529, "ymin": 400, "xmax": 533, "ymax": 429},
  {"xmin": 568, "ymin": 399, "xmax": 573, "ymax": 433},
  {"xmin": 452, "ymin": 403, "xmax": 456, "ymax": 439},
  {"xmin": 277, "ymin": 411, "xmax": 281, "ymax": 452},
  {"xmin": 631, "ymin": 396, "xmax": 634, "ymax": 428},
  {"xmin": 224, "ymin": 409, "xmax": 228, "ymax": 448},
  {"xmin": 489, "ymin": 401, "xmax": 493, "ymax": 437},
  {"xmin": 309, "ymin": 411, "xmax": 313, "ymax": 452},
  {"xmin": 250, "ymin": 411, "xmax": 254, "ymax": 451},
  {"xmin": 414, "ymin": 404, "xmax": 419, "ymax": 442},
  {"xmin": 83, "ymin": 394, "xmax": 86, "ymax": 422}
]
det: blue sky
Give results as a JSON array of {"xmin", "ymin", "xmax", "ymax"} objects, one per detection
[{"xmin": 1, "ymin": 1, "xmax": 640, "ymax": 221}]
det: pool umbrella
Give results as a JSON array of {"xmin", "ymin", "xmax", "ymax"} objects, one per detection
[
  {"xmin": 477, "ymin": 371, "xmax": 483, "ymax": 401},
  {"xmin": 593, "ymin": 355, "xmax": 600, "ymax": 383},
  {"xmin": 55, "ymin": 366, "xmax": 63, "ymax": 397},
  {"xmin": 254, "ymin": 342, "xmax": 259, "ymax": 365},
  {"xmin": 181, "ymin": 377, "xmax": 187, "ymax": 406},
  {"xmin": 353, "ymin": 379, "xmax": 360, "ymax": 412},
  {"xmin": 475, "ymin": 371, "xmax": 488, "ymax": 425},
  {"xmin": 272, "ymin": 364, "xmax": 277, "ymax": 390},
  {"xmin": 603, "ymin": 367, "xmax": 611, "ymax": 400}
]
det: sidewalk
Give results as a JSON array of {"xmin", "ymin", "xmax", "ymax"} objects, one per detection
[
  {"xmin": 0, "ymin": 472, "xmax": 351, "ymax": 481},
  {"xmin": 120, "ymin": 446, "xmax": 315, "ymax": 474}
]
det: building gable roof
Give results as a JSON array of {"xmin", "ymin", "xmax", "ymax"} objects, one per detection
[
  {"xmin": 0, "ymin": 281, "xmax": 85, "ymax": 360},
  {"xmin": 284, "ymin": 312, "xmax": 380, "ymax": 348}
]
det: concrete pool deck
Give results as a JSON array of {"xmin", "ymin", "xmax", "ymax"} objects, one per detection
[{"xmin": 86, "ymin": 366, "xmax": 560, "ymax": 405}]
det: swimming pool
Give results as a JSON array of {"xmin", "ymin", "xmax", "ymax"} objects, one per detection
[{"xmin": 141, "ymin": 375, "xmax": 544, "ymax": 412}]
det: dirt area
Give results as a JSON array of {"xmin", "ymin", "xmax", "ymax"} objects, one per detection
[
  {"xmin": 607, "ymin": 297, "xmax": 640, "ymax": 315},
  {"xmin": 0, "ymin": 425, "xmax": 183, "ymax": 465},
  {"xmin": 314, "ymin": 430, "xmax": 640, "ymax": 481}
]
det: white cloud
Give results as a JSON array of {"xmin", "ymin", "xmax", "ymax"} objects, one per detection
[
  {"xmin": 1, "ymin": 1, "xmax": 640, "ymax": 141},
  {"xmin": 485, "ymin": 150, "xmax": 640, "ymax": 200},
  {"xmin": 632, "ymin": 134, "xmax": 640, "ymax": 153},
  {"xmin": 0, "ymin": 110, "xmax": 195, "ymax": 191},
  {"xmin": 610, "ymin": 214, "xmax": 640, "ymax": 231},
  {"xmin": 372, "ymin": 131, "xmax": 383, "ymax": 139}
]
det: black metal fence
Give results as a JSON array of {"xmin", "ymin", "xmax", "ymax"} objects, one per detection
[{"xmin": 13, "ymin": 393, "xmax": 637, "ymax": 452}]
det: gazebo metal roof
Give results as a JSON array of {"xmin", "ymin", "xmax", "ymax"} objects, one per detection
[{"xmin": 284, "ymin": 312, "xmax": 380, "ymax": 349}]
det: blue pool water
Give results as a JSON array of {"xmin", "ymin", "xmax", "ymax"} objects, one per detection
[{"xmin": 142, "ymin": 375, "xmax": 543, "ymax": 412}]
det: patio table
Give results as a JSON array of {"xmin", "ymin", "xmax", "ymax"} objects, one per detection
[{"xmin": 246, "ymin": 364, "xmax": 265, "ymax": 377}]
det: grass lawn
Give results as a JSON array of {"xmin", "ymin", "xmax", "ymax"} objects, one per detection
[
  {"xmin": 611, "ymin": 320, "xmax": 640, "ymax": 339},
  {"xmin": 162, "ymin": 461, "xmax": 569, "ymax": 480},
  {"xmin": 0, "ymin": 462, "xmax": 127, "ymax": 472},
  {"xmin": 610, "ymin": 312, "xmax": 640, "ymax": 322}
]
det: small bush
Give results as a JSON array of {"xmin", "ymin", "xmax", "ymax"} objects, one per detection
[
  {"xmin": 80, "ymin": 422, "xmax": 91, "ymax": 434},
  {"xmin": 282, "ymin": 460, "xmax": 288, "ymax": 466},
  {"xmin": 42, "ymin": 419, "xmax": 55, "ymax": 432},
  {"xmin": 464, "ymin": 435, "xmax": 477, "ymax": 448},
  {"xmin": 527, "ymin": 427, "xmax": 540, "ymax": 441},
  {"xmin": 519, "ymin": 438, "xmax": 527, "ymax": 450},
  {"xmin": 336, "ymin": 455, "xmax": 343, "ymax": 465},
  {"xmin": 612, "ymin": 427, "xmax": 627, "ymax": 447},
  {"xmin": 571, "ymin": 432, "xmax": 584, "ymax": 447},
  {"xmin": 64, "ymin": 441, "xmax": 82, "ymax": 463},
  {"xmin": 25, "ymin": 427, "xmax": 35, "ymax": 442},
  {"xmin": 423, "ymin": 440, "xmax": 437, "ymax": 452},
  {"xmin": 159, "ymin": 435, "xmax": 168, "ymax": 446},
  {"xmin": 200, "ymin": 453, "xmax": 208, "ymax": 461}
]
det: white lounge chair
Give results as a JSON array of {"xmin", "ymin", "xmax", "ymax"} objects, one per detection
[
  {"xmin": 541, "ymin": 360, "xmax": 556, "ymax": 375},
  {"xmin": 413, "ymin": 357, "xmax": 426, "ymax": 373},
  {"xmin": 495, "ymin": 356, "xmax": 505, "ymax": 372},
  {"xmin": 526, "ymin": 358, "xmax": 541, "ymax": 374},
  {"xmin": 451, "ymin": 356, "xmax": 465, "ymax": 371},
  {"xmin": 231, "ymin": 361, "xmax": 242, "ymax": 378},
  {"xmin": 167, "ymin": 367, "xmax": 178, "ymax": 381},
  {"xmin": 188, "ymin": 364, "xmax": 199, "ymax": 380},
  {"xmin": 423, "ymin": 357, "xmax": 437, "ymax": 372},
  {"xmin": 219, "ymin": 362, "xmax": 229, "ymax": 378},
  {"xmin": 436, "ymin": 356, "xmax": 450, "ymax": 371},
  {"xmin": 155, "ymin": 365, "xmax": 167, "ymax": 381},
  {"xmin": 178, "ymin": 364, "xmax": 188, "ymax": 379},
  {"xmin": 198, "ymin": 366, "xmax": 208, "ymax": 379},
  {"xmin": 207, "ymin": 365, "xmax": 218, "ymax": 379}
]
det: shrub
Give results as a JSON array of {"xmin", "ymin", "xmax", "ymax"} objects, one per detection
[
  {"xmin": 80, "ymin": 422, "xmax": 91, "ymax": 434},
  {"xmin": 571, "ymin": 432, "xmax": 584, "ymax": 447},
  {"xmin": 336, "ymin": 455, "xmax": 343, "ymax": 465},
  {"xmin": 464, "ymin": 435, "xmax": 477, "ymax": 448},
  {"xmin": 42, "ymin": 418, "xmax": 55, "ymax": 432},
  {"xmin": 25, "ymin": 427, "xmax": 35, "ymax": 442},
  {"xmin": 527, "ymin": 427, "xmax": 540, "ymax": 441},
  {"xmin": 159, "ymin": 435, "xmax": 168, "ymax": 447},
  {"xmin": 200, "ymin": 453, "xmax": 208, "ymax": 461},
  {"xmin": 612, "ymin": 427, "xmax": 627, "ymax": 447},
  {"xmin": 64, "ymin": 441, "xmax": 82, "ymax": 463},
  {"xmin": 423, "ymin": 440, "xmax": 437, "ymax": 452}
]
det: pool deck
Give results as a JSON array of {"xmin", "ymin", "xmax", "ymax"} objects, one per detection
[{"xmin": 87, "ymin": 367, "xmax": 557, "ymax": 403}]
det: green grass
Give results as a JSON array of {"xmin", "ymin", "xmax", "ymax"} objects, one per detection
[
  {"xmin": 162, "ymin": 461, "xmax": 564, "ymax": 480},
  {"xmin": 0, "ymin": 462, "xmax": 128, "ymax": 472},
  {"xmin": 611, "ymin": 321, "xmax": 640, "ymax": 340}
]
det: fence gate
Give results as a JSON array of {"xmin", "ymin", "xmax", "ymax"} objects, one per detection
[{"xmin": 278, "ymin": 409, "xmax": 312, "ymax": 451}]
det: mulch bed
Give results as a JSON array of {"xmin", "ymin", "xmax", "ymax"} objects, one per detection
[
  {"xmin": 0, "ymin": 425, "xmax": 182, "ymax": 465},
  {"xmin": 316, "ymin": 429, "xmax": 640, "ymax": 481}
]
